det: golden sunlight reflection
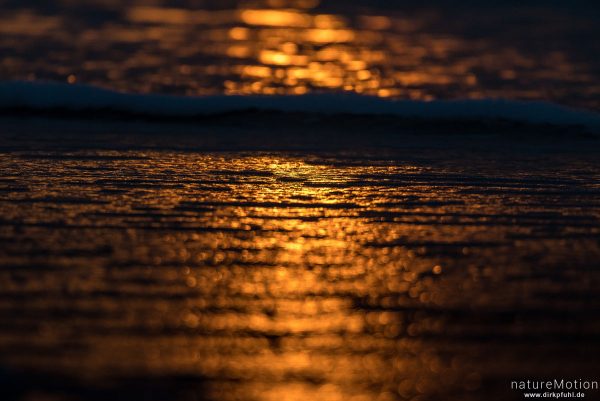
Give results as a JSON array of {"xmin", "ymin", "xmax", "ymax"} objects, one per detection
[
  {"xmin": 1, "ymin": 0, "xmax": 598, "ymax": 107},
  {"xmin": 1, "ymin": 2, "xmax": 600, "ymax": 400},
  {"xmin": 241, "ymin": 9, "xmax": 312, "ymax": 27},
  {"xmin": 2, "ymin": 150, "xmax": 600, "ymax": 400}
]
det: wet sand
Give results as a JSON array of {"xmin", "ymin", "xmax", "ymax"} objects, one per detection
[{"xmin": 1, "ymin": 120, "xmax": 600, "ymax": 400}]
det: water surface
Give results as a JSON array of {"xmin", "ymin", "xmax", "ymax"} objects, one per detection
[
  {"xmin": 1, "ymin": 0, "xmax": 599, "ymax": 109},
  {"xmin": 1, "ymin": 147, "xmax": 599, "ymax": 400}
]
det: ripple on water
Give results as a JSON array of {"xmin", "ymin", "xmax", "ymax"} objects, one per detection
[{"xmin": 0, "ymin": 150, "xmax": 599, "ymax": 401}]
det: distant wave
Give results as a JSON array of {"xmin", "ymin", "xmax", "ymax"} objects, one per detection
[{"xmin": 1, "ymin": 80, "xmax": 599, "ymax": 128}]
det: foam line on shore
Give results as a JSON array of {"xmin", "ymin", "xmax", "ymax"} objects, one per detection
[{"xmin": 1, "ymin": 80, "xmax": 599, "ymax": 127}]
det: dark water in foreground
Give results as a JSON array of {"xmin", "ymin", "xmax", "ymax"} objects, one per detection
[
  {"xmin": 1, "ymin": 137, "xmax": 599, "ymax": 400},
  {"xmin": 1, "ymin": 0, "xmax": 600, "ymax": 109}
]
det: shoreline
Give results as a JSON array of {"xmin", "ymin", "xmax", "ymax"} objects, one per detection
[{"xmin": 2, "ymin": 81, "xmax": 599, "ymax": 129}]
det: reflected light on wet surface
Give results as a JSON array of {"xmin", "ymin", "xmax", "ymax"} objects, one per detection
[
  {"xmin": 0, "ymin": 0, "xmax": 599, "ymax": 108},
  {"xmin": 1, "ymin": 1, "xmax": 600, "ymax": 400},
  {"xmin": 1, "ymin": 150, "xmax": 600, "ymax": 400}
]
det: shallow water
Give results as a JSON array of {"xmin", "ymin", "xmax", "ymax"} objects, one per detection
[
  {"xmin": 1, "ymin": 0, "xmax": 599, "ymax": 109},
  {"xmin": 1, "ymin": 147, "xmax": 599, "ymax": 400}
]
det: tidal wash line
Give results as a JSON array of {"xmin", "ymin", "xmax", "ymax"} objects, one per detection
[{"xmin": 1, "ymin": 81, "xmax": 600, "ymax": 128}]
